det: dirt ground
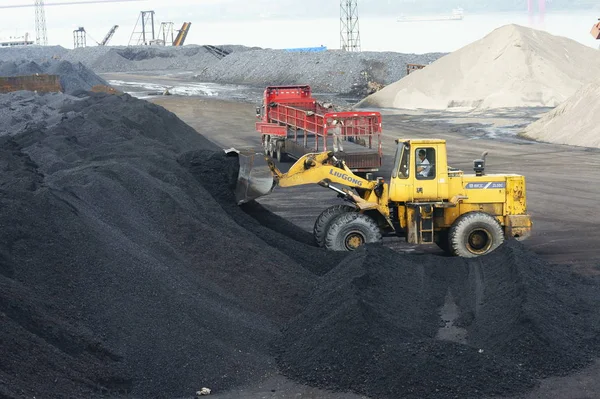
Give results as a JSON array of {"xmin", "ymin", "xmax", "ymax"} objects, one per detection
[{"xmin": 150, "ymin": 95, "xmax": 600, "ymax": 399}]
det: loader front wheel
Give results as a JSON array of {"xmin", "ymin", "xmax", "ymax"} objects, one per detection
[
  {"xmin": 324, "ymin": 213, "xmax": 382, "ymax": 251},
  {"xmin": 313, "ymin": 204, "xmax": 355, "ymax": 247},
  {"xmin": 448, "ymin": 212, "xmax": 504, "ymax": 258}
]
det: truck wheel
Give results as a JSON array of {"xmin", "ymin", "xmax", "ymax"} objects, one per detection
[
  {"xmin": 263, "ymin": 135, "xmax": 269, "ymax": 155},
  {"xmin": 276, "ymin": 147, "xmax": 284, "ymax": 162},
  {"xmin": 435, "ymin": 230, "xmax": 451, "ymax": 254},
  {"xmin": 324, "ymin": 213, "xmax": 382, "ymax": 251},
  {"xmin": 313, "ymin": 204, "xmax": 355, "ymax": 247},
  {"xmin": 448, "ymin": 212, "xmax": 504, "ymax": 258}
]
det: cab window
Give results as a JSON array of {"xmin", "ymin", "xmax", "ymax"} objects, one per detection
[
  {"xmin": 415, "ymin": 147, "xmax": 435, "ymax": 180},
  {"xmin": 394, "ymin": 143, "xmax": 410, "ymax": 179}
]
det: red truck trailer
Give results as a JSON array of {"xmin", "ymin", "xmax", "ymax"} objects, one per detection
[{"xmin": 255, "ymin": 85, "xmax": 383, "ymax": 172}]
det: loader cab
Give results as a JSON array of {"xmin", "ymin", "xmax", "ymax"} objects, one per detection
[{"xmin": 389, "ymin": 139, "xmax": 449, "ymax": 203}]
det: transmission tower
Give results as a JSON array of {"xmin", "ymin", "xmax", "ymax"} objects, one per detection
[
  {"xmin": 340, "ymin": 0, "xmax": 361, "ymax": 52},
  {"xmin": 34, "ymin": 0, "xmax": 48, "ymax": 45},
  {"xmin": 73, "ymin": 27, "xmax": 86, "ymax": 48}
]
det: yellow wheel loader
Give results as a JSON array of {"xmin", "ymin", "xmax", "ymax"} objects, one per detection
[{"xmin": 225, "ymin": 139, "xmax": 532, "ymax": 258}]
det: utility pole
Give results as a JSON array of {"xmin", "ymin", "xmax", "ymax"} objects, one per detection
[
  {"xmin": 340, "ymin": 0, "xmax": 361, "ymax": 52},
  {"xmin": 34, "ymin": 0, "xmax": 48, "ymax": 45}
]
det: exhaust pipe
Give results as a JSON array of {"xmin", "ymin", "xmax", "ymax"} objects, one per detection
[{"xmin": 224, "ymin": 148, "xmax": 277, "ymax": 205}]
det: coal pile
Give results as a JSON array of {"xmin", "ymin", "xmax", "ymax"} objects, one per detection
[
  {"xmin": 0, "ymin": 91, "xmax": 319, "ymax": 398},
  {"xmin": 0, "ymin": 59, "xmax": 109, "ymax": 94},
  {"xmin": 274, "ymin": 242, "xmax": 600, "ymax": 398},
  {"xmin": 1, "ymin": 91, "xmax": 599, "ymax": 399},
  {"xmin": 0, "ymin": 91, "xmax": 78, "ymax": 137}
]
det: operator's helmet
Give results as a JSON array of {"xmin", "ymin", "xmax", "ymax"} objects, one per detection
[{"xmin": 331, "ymin": 119, "xmax": 338, "ymax": 125}]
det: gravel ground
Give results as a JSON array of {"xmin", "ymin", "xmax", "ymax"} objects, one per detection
[
  {"xmin": 61, "ymin": 44, "xmax": 258, "ymax": 74},
  {"xmin": 192, "ymin": 49, "xmax": 445, "ymax": 95},
  {"xmin": 0, "ymin": 45, "xmax": 445, "ymax": 96},
  {"xmin": 0, "ymin": 45, "xmax": 68, "ymax": 63}
]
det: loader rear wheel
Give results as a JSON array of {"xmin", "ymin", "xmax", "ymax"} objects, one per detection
[
  {"xmin": 448, "ymin": 212, "xmax": 504, "ymax": 258},
  {"xmin": 324, "ymin": 213, "xmax": 382, "ymax": 251},
  {"xmin": 313, "ymin": 204, "xmax": 355, "ymax": 247}
]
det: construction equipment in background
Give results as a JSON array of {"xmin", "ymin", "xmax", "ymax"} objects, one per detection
[
  {"xmin": 156, "ymin": 22, "xmax": 174, "ymax": 46},
  {"xmin": 256, "ymin": 85, "xmax": 382, "ymax": 172},
  {"xmin": 1, "ymin": 0, "xmax": 145, "ymax": 46},
  {"xmin": 203, "ymin": 44, "xmax": 230, "ymax": 58},
  {"xmin": 591, "ymin": 19, "xmax": 600, "ymax": 40},
  {"xmin": 173, "ymin": 22, "xmax": 191, "ymax": 46},
  {"xmin": 226, "ymin": 139, "xmax": 531, "ymax": 258},
  {"xmin": 129, "ymin": 10, "xmax": 155, "ymax": 45},
  {"xmin": 406, "ymin": 63, "xmax": 426, "ymax": 75},
  {"xmin": 100, "ymin": 25, "xmax": 119, "ymax": 46},
  {"xmin": 73, "ymin": 27, "xmax": 86, "ymax": 48}
]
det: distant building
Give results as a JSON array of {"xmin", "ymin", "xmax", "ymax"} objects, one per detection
[{"xmin": 0, "ymin": 33, "xmax": 34, "ymax": 47}]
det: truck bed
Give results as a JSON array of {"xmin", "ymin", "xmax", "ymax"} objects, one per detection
[{"xmin": 285, "ymin": 134, "xmax": 380, "ymax": 172}]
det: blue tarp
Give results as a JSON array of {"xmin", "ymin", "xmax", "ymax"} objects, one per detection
[{"xmin": 284, "ymin": 46, "xmax": 327, "ymax": 52}]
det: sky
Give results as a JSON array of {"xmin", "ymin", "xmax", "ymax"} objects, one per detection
[{"xmin": 0, "ymin": 0, "xmax": 598, "ymax": 53}]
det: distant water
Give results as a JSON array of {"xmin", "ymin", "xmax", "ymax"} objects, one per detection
[
  {"xmin": 185, "ymin": 11, "xmax": 600, "ymax": 53},
  {"xmin": 0, "ymin": 8, "xmax": 597, "ymax": 53}
]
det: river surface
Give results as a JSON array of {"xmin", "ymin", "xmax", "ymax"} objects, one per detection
[{"xmin": 0, "ymin": 6, "xmax": 597, "ymax": 52}]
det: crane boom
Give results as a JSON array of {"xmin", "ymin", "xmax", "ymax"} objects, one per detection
[
  {"xmin": 100, "ymin": 25, "xmax": 119, "ymax": 46},
  {"xmin": 173, "ymin": 22, "xmax": 191, "ymax": 46},
  {"xmin": 0, "ymin": 0, "xmax": 144, "ymax": 9}
]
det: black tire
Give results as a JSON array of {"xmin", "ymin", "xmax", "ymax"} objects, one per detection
[
  {"xmin": 313, "ymin": 204, "xmax": 355, "ymax": 247},
  {"xmin": 276, "ymin": 146, "xmax": 285, "ymax": 162},
  {"xmin": 435, "ymin": 230, "xmax": 451, "ymax": 254},
  {"xmin": 324, "ymin": 213, "xmax": 382, "ymax": 251},
  {"xmin": 268, "ymin": 142, "xmax": 274, "ymax": 158},
  {"xmin": 448, "ymin": 212, "xmax": 504, "ymax": 258},
  {"xmin": 263, "ymin": 135, "xmax": 269, "ymax": 155}
]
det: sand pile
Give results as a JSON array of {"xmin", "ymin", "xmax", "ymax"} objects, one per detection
[
  {"xmin": 1, "ymin": 91, "xmax": 599, "ymax": 398},
  {"xmin": 521, "ymin": 78, "xmax": 600, "ymax": 148},
  {"xmin": 356, "ymin": 24, "xmax": 600, "ymax": 110}
]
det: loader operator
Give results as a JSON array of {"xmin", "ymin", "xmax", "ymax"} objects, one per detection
[
  {"xmin": 330, "ymin": 119, "xmax": 344, "ymax": 153},
  {"xmin": 416, "ymin": 149, "xmax": 431, "ymax": 177}
]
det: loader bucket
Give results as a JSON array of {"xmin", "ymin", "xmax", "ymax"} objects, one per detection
[{"xmin": 224, "ymin": 148, "xmax": 276, "ymax": 205}]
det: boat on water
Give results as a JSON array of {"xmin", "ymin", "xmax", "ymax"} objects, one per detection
[
  {"xmin": 0, "ymin": 33, "xmax": 34, "ymax": 47},
  {"xmin": 397, "ymin": 8, "xmax": 464, "ymax": 22}
]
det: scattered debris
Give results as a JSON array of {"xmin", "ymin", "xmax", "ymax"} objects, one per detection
[{"xmin": 196, "ymin": 387, "xmax": 212, "ymax": 396}]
